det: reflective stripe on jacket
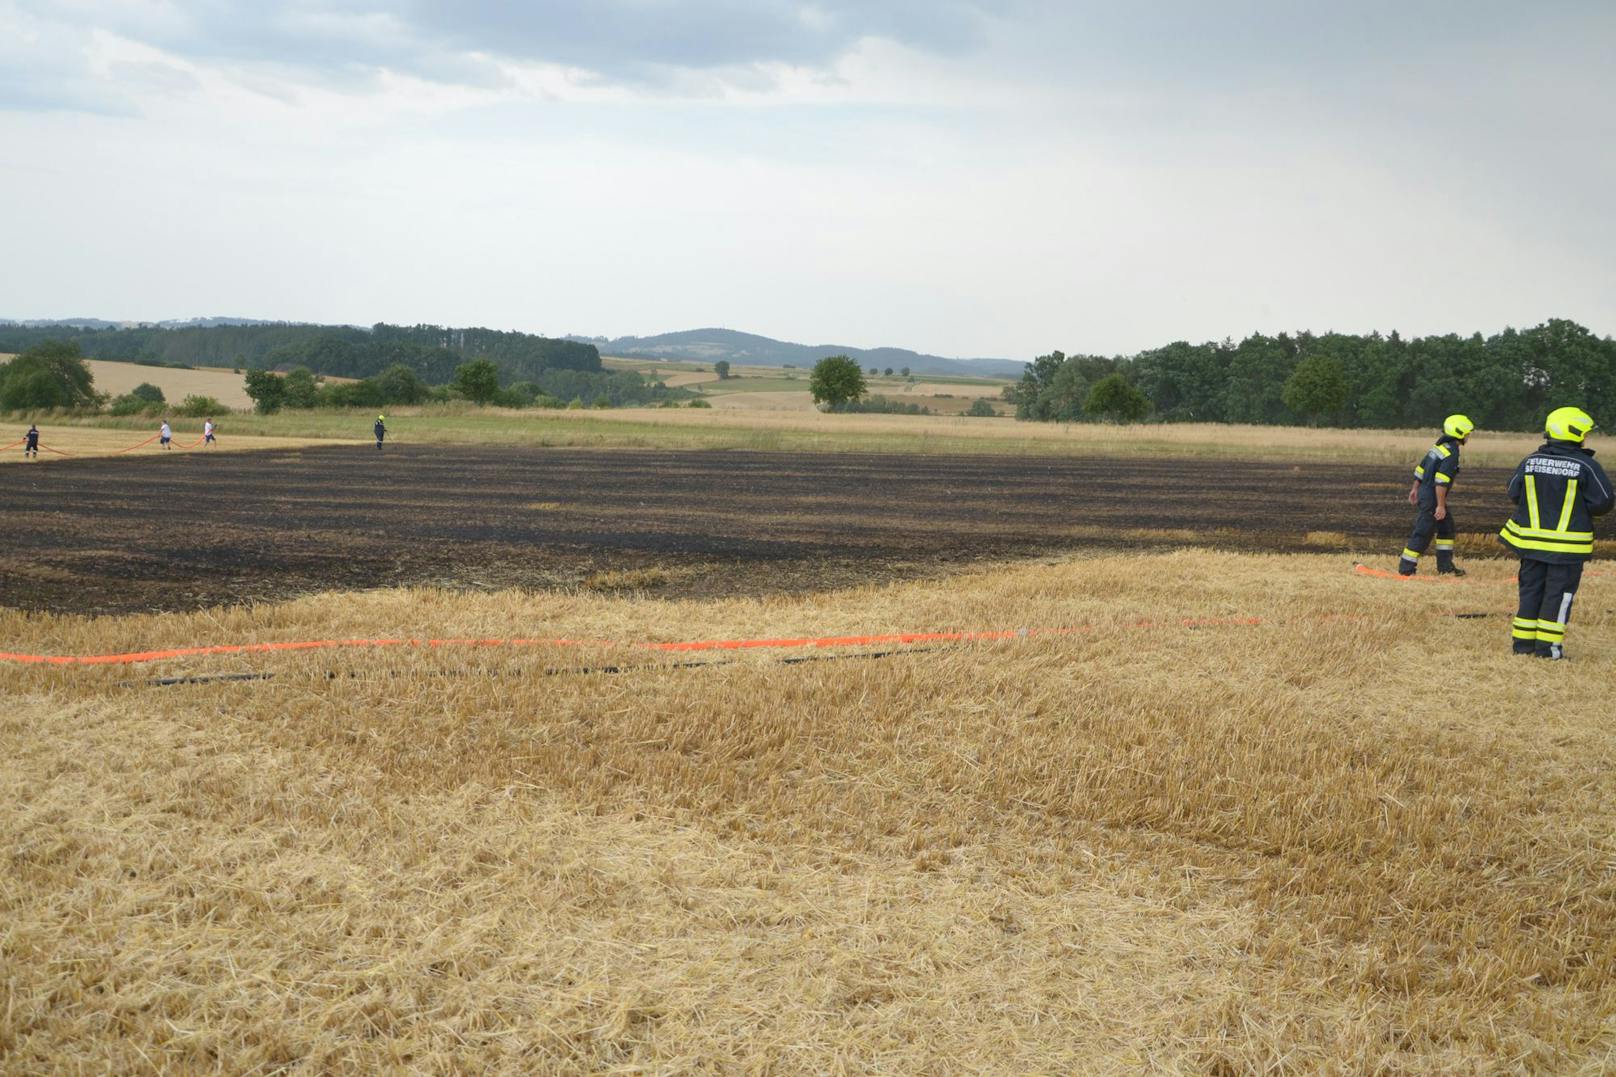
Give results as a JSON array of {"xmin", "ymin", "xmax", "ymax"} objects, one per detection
[
  {"xmin": 1413, "ymin": 437, "xmax": 1461, "ymax": 508},
  {"xmin": 1499, "ymin": 441, "xmax": 1615, "ymax": 562}
]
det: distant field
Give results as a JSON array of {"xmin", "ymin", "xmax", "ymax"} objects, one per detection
[
  {"xmin": 83, "ymin": 359, "xmax": 253, "ymax": 409},
  {"xmin": 28, "ymin": 406, "xmax": 1555, "ymax": 466},
  {"xmin": 603, "ymin": 355, "xmax": 1011, "ymax": 415}
]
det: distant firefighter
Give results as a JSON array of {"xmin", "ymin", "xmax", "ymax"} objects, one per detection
[
  {"xmin": 23, "ymin": 424, "xmax": 39, "ymax": 458},
  {"xmin": 1399, "ymin": 414, "xmax": 1473, "ymax": 576},
  {"xmin": 1499, "ymin": 407, "xmax": 1614, "ymax": 659},
  {"xmin": 159, "ymin": 419, "xmax": 172, "ymax": 450},
  {"xmin": 204, "ymin": 418, "xmax": 217, "ymax": 446},
  {"xmin": 374, "ymin": 414, "xmax": 386, "ymax": 451}
]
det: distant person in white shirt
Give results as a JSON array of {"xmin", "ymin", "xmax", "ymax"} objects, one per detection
[
  {"xmin": 159, "ymin": 419, "xmax": 172, "ymax": 450},
  {"xmin": 203, "ymin": 418, "xmax": 216, "ymax": 446}
]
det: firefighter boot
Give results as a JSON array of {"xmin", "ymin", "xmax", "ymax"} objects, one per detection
[{"xmin": 1435, "ymin": 540, "xmax": 1464, "ymax": 576}]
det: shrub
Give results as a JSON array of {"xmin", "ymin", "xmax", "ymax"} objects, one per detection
[
  {"xmin": 282, "ymin": 366, "xmax": 319, "ymax": 409},
  {"xmin": 688, "ymin": 398, "xmax": 712, "ymax": 408},
  {"xmin": 833, "ymin": 395, "xmax": 931, "ymax": 415},
  {"xmin": 108, "ymin": 394, "xmax": 161, "ymax": 417},
  {"xmin": 175, "ymin": 394, "xmax": 226, "ymax": 417},
  {"xmin": 966, "ymin": 398, "xmax": 998, "ymax": 417},
  {"xmin": 129, "ymin": 382, "xmax": 166, "ymax": 404},
  {"xmin": 244, "ymin": 369, "xmax": 285, "ymax": 414}
]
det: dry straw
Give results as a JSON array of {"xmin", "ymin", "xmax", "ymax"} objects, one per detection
[{"xmin": 3, "ymin": 550, "xmax": 1615, "ymax": 1071}]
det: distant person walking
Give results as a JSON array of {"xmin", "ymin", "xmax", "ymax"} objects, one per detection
[
  {"xmin": 203, "ymin": 418, "xmax": 217, "ymax": 446},
  {"xmin": 1499, "ymin": 407, "xmax": 1614, "ymax": 659},
  {"xmin": 23, "ymin": 424, "xmax": 39, "ymax": 459},
  {"xmin": 374, "ymin": 414, "xmax": 386, "ymax": 451},
  {"xmin": 1399, "ymin": 414, "xmax": 1473, "ymax": 576},
  {"xmin": 159, "ymin": 419, "xmax": 172, "ymax": 450}
]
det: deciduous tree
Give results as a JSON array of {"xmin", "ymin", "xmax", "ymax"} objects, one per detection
[
  {"xmin": 0, "ymin": 339, "xmax": 99, "ymax": 411},
  {"xmin": 810, "ymin": 355, "xmax": 868, "ymax": 408},
  {"xmin": 1084, "ymin": 373, "xmax": 1151, "ymax": 423},
  {"xmin": 452, "ymin": 358, "xmax": 501, "ymax": 405},
  {"xmin": 1282, "ymin": 355, "xmax": 1349, "ymax": 425}
]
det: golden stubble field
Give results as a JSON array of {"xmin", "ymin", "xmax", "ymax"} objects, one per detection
[
  {"xmin": 4, "ymin": 551, "xmax": 1615, "ymax": 1072},
  {"xmin": 82, "ymin": 360, "xmax": 255, "ymax": 410}
]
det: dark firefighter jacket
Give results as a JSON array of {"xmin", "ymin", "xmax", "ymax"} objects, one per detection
[
  {"xmin": 1412, "ymin": 436, "xmax": 1461, "ymax": 509},
  {"xmin": 1499, "ymin": 440, "xmax": 1615, "ymax": 563}
]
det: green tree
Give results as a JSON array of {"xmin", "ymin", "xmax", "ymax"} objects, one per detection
[
  {"xmin": 900, "ymin": 366, "xmax": 911, "ymax": 377},
  {"xmin": 282, "ymin": 366, "xmax": 319, "ymax": 409},
  {"xmin": 1227, "ymin": 334, "xmax": 1300, "ymax": 424},
  {"xmin": 1083, "ymin": 373, "xmax": 1151, "ymax": 422},
  {"xmin": 130, "ymin": 382, "xmax": 166, "ymax": 404},
  {"xmin": 372, "ymin": 364, "xmax": 430, "ymax": 405},
  {"xmin": 810, "ymin": 355, "xmax": 868, "ymax": 408},
  {"xmin": 0, "ymin": 339, "xmax": 99, "ymax": 411},
  {"xmin": 1281, "ymin": 355, "xmax": 1349, "ymax": 425},
  {"xmin": 883, "ymin": 367, "xmax": 894, "ymax": 376},
  {"xmin": 966, "ymin": 398, "xmax": 997, "ymax": 417},
  {"xmin": 452, "ymin": 358, "xmax": 501, "ymax": 405},
  {"xmin": 243, "ymin": 368, "xmax": 286, "ymax": 414},
  {"xmin": 713, "ymin": 360, "xmax": 731, "ymax": 380}
]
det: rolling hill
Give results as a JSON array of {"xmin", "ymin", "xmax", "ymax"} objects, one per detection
[{"xmin": 571, "ymin": 328, "xmax": 1026, "ymax": 379}]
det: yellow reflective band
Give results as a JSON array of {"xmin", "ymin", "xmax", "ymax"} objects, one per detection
[
  {"xmin": 1436, "ymin": 474, "xmax": 1453, "ymax": 484},
  {"xmin": 1436, "ymin": 445, "xmax": 1451, "ymax": 458},
  {"xmin": 1512, "ymin": 627, "xmax": 1538, "ymax": 640},
  {"xmin": 1499, "ymin": 530, "xmax": 1596, "ymax": 555},
  {"xmin": 1401, "ymin": 548, "xmax": 1422, "ymax": 560},
  {"xmin": 1526, "ymin": 475, "xmax": 1541, "ymax": 529},
  {"xmin": 1536, "ymin": 619, "xmax": 1565, "ymax": 631},
  {"xmin": 1502, "ymin": 519, "xmax": 1594, "ymax": 541},
  {"xmin": 1435, "ymin": 541, "xmax": 1454, "ymax": 550},
  {"xmin": 1413, "ymin": 466, "xmax": 1426, "ymax": 478},
  {"xmin": 1557, "ymin": 479, "xmax": 1578, "ymax": 532}
]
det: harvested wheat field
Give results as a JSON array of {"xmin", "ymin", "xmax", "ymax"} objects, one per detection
[
  {"xmin": 83, "ymin": 359, "xmax": 255, "ymax": 410},
  {"xmin": 4, "ymin": 550, "xmax": 1616, "ymax": 1071},
  {"xmin": 0, "ymin": 425, "xmax": 358, "ymax": 465}
]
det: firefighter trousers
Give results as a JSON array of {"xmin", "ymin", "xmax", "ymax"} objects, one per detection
[
  {"xmin": 1399, "ymin": 508, "xmax": 1457, "ymax": 574},
  {"xmin": 1513, "ymin": 558, "xmax": 1583, "ymax": 657}
]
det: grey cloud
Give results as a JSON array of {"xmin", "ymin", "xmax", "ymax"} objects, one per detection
[{"xmin": 12, "ymin": 1, "xmax": 997, "ymax": 95}]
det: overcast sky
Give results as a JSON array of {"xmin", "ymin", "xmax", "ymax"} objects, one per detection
[{"xmin": 2, "ymin": 1, "xmax": 1613, "ymax": 358}]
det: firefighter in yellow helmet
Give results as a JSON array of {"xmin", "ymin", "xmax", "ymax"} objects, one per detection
[
  {"xmin": 1399, "ymin": 414, "xmax": 1474, "ymax": 576},
  {"xmin": 1499, "ymin": 407, "xmax": 1614, "ymax": 658}
]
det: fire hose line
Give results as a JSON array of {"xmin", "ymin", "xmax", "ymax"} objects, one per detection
[
  {"xmin": 1, "ymin": 614, "xmax": 1299, "ymax": 669},
  {"xmin": 26, "ymin": 432, "xmax": 218, "ymax": 458},
  {"xmin": 1, "ymin": 570, "xmax": 1595, "ymax": 672},
  {"xmin": 1, "ymin": 437, "xmax": 26, "ymax": 452}
]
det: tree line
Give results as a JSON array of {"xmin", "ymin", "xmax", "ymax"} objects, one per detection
[
  {"xmin": 0, "ymin": 342, "xmax": 696, "ymax": 415},
  {"xmin": 1008, "ymin": 319, "xmax": 1616, "ymax": 430},
  {"xmin": 0, "ymin": 321, "xmax": 602, "ymax": 384},
  {"xmin": 242, "ymin": 361, "xmax": 693, "ymax": 413}
]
